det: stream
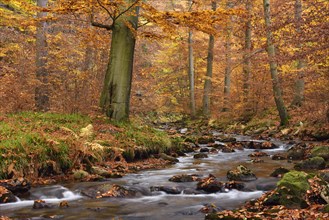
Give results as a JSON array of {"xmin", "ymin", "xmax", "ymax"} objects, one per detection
[{"xmin": 0, "ymin": 134, "xmax": 293, "ymax": 219}]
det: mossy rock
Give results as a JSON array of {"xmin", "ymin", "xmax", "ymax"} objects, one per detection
[
  {"xmin": 73, "ymin": 170, "xmax": 89, "ymax": 180},
  {"xmin": 311, "ymin": 146, "xmax": 329, "ymax": 161},
  {"xmin": 227, "ymin": 165, "xmax": 257, "ymax": 182},
  {"xmin": 264, "ymin": 171, "xmax": 310, "ymax": 208},
  {"xmin": 294, "ymin": 156, "xmax": 326, "ymax": 171},
  {"xmin": 270, "ymin": 167, "xmax": 290, "ymax": 177},
  {"xmin": 287, "ymin": 145, "xmax": 306, "ymax": 160}
]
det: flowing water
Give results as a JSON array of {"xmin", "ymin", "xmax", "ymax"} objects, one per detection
[{"xmin": 0, "ymin": 135, "xmax": 293, "ymax": 220}]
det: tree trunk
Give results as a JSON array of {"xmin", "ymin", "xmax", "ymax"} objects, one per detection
[
  {"xmin": 243, "ymin": 0, "xmax": 252, "ymax": 106},
  {"xmin": 202, "ymin": 1, "xmax": 216, "ymax": 117},
  {"xmin": 188, "ymin": 0, "xmax": 196, "ymax": 117},
  {"xmin": 223, "ymin": 1, "xmax": 233, "ymax": 112},
  {"xmin": 35, "ymin": 0, "xmax": 49, "ymax": 112},
  {"xmin": 263, "ymin": 0, "xmax": 289, "ymax": 126},
  {"xmin": 100, "ymin": 1, "xmax": 138, "ymax": 121},
  {"xmin": 291, "ymin": 0, "xmax": 305, "ymax": 107}
]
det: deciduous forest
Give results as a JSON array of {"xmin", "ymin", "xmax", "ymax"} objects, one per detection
[{"xmin": 0, "ymin": 0, "xmax": 328, "ymax": 219}]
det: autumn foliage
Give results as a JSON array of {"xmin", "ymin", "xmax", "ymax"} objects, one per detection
[{"xmin": 0, "ymin": 0, "xmax": 328, "ymax": 125}]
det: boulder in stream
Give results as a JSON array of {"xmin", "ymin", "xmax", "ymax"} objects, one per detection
[
  {"xmin": 263, "ymin": 171, "xmax": 310, "ymax": 208},
  {"xmin": 82, "ymin": 184, "xmax": 136, "ymax": 199},
  {"xmin": 159, "ymin": 153, "xmax": 179, "ymax": 163},
  {"xmin": 287, "ymin": 143, "xmax": 307, "ymax": 160},
  {"xmin": 221, "ymin": 146, "xmax": 235, "ymax": 153},
  {"xmin": 310, "ymin": 146, "xmax": 329, "ymax": 161},
  {"xmin": 272, "ymin": 153, "xmax": 287, "ymax": 160},
  {"xmin": 194, "ymin": 153, "xmax": 208, "ymax": 159},
  {"xmin": 248, "ymin": 151, "xmax": 269, "ymax": 157},
  {"xmin": 33, "ymin": 200, "xmax": 52, "ymax": 209},
  {"xmin": 270, "ymin": 167, "xmax": 290, "ymax": 177},
  {"xmin": 227, "ymin": 165, "xmax": 257, "ymax": 182},
  {"xmin": 0, "ymin": 178, "xmax": 31, "ymax": 195},
  {"xmin": 0, "ymin": 186, "xmax": 16, "ymax": 203},
  {"xmin": 196, "ymin": 175, "xmax": 224, "ymax": 193},
  {"xmin": 197, "ymin": 136, "xmax": 215, "ymax": 145},
  {"xmin": 224, "ymin": 181, "xmax": 245, "ymax": 190},
  {"xmin": 169, "ymin": 174, "xmax": 200, "ymax": 182},
  {"xmin": 200, "ymin": 148, "xmax": 210, "ymax": 153},
  {"xmin": 294, "ymin": 156, "xmax": 326, "ymax": 171},
  {"xmin": 246, "ymin": 141, "xmax": 278, "ymax": 150}
]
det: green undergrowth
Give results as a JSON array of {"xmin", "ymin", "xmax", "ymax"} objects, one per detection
[
  {"xmin": 113, "ymin": 117, "xmax": 183, "ymax": 162},
  {"xmin": 0, "ymin": 112, "xmax": 180, "ymax": 179}
]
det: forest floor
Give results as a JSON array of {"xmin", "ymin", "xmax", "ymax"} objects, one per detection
[{"xmin": 0, "ymin": 111, "xmax": 329, "ymax": 219}]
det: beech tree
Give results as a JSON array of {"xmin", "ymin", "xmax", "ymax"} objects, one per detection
[
  {"xmin": 202, "ymin": 0, "xmax": 217, "ymax": 117},
  {"xmin": 92, "ymin": 0, "xmax": 139, "ymax": 121},
  {"xmin": 263, "ymin": 0, "xmax": 288, "ymax": 126},
  {"xmin": 35, "ymin": 0, "xmax": 49, "ymax": 112}
]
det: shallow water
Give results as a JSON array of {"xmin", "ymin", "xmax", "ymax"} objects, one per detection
[{"xmin": 0, "ymin": 135, "xmax": 293, "ymax": 220}]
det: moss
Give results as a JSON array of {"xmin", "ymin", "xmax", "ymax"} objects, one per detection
[
  {"xmin": 264, "ymin": 171, "xmax": 310, "ymax": 208},
  {"xmin": 311, "ymin": 146, "xmax": 329, "ymax": 161},
  {"xmin": 294, "ymin": 156, "xmax": 326, "ymax": 171}
]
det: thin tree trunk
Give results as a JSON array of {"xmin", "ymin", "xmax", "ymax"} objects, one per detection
[
  {"xmin": 100, "ymin": 1, "xmax": 138, "ymax": 121},
  {"xmin": 263, "ymin": 0, "xmax": 289, "ymax": 126},
  {"xmin": 243, "ymin": 0, "xmax": 252, "ymax": 106},
  {"xmin": 35, "ymin": 0, "xmax": 49, "ymax": 112},
  {"xmin": 291, "ymin": 0, "xmax": 305, "ymax": 107},
  {"xmin": 188, "ymin": 0, "xmax": 196, "ymax": 117},
  {"xmin": 223, "ymin": 1, "xmax": 233, "ymax": 112},
  {"xmin": 202, "ymin": 1, "xmax": 217, "ymax": 117}
]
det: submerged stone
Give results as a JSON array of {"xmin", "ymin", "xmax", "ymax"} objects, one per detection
[{"xmin": 311, "ymin": 146, "xmax": 329, "ymax": 161}]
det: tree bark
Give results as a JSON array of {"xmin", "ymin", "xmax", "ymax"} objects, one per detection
[
  {"xmin": 202, "ymin": 1, "xmax": 217, "ymax": 117},
  {"xmin": 35, "ymin": 0, "xmax": 49, "ymax": 112},
  {"xmin": 263, "ymin": 0, "xmax": 289, "ymax": 126},
  {"xmin": 291, "ymin": 0, "xmax": 305, "ymax": 107},
  {"xmin": 100, "ymin": 1, "xmax": 138, "ymax": 121},
  {"xmin": 222, "ymin": 1, "xmax": 233, "ymax": 112},
  {"xmin": 243, "ymin": 0, "xmax": 252, "ymax": 106},
  {"xmin": 188, "ymin": 0, "xmax": 196, "ymax": 117}
]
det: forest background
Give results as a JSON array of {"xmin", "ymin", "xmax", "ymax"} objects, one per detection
[{"xmin": 0, "ymin": 0, "xmax": 328, "ymax": 130}]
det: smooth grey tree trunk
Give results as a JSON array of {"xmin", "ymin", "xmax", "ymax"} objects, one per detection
[
  {"xmin": 243, "ymin": 0, "xmax": 252, "ymax": 105},
  {"xmin": 202, "ymin": 1, "xmax": 217, "ymax": 117},
  {"xmin": 35, "ymin": 0, "xmax": 49, "ymax": 112},
  {"xmin": 263, "ymin": 0, "xmax": 289, "ymax": 126},
  {"xmin": 100, "ymin": 1, "xmax": 138, "ymax": 121},
  {"xmin": 223, "ymin": 1, "xmax": 233, "ymax": 112},
  {"xmin": 291, "ymin": 0, "xmax": 305, "ymax": 107},
  {"xmin": 188, "ymin": 0, "xmax": 196, "ymax": 117}
]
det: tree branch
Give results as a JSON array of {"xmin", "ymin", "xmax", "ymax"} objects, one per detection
[
  {"xmin": 90, "ymin": 12, "xmax": 113, "ymax": 30},
  {"xmin": 114, "ymin": 0, "xmax": 139, "ymax": 21},
  {"xmin": 96, "ymin": 0, "xmax": 114, "ymax": 20}
]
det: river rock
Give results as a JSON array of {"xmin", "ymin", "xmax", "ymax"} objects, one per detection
[
  {"xmin": 90, "ymin": 166, "xmax": 112, "ymax": 178},
  {"xmin": 248, "ymin": 151, "xmax": 269, "ymax": 157},
  {"xmin": 215, "ymin": 136, "xmax": 237, "ymax": 143},
  {"xmin": 272, "ymin": 153, "xmax": 287, "ymax": 160},
  {"xmin": 294, "ymin": 156, "xmax": 326, "ymax": 171},
  {"xmin": 159, "ymin": 153, "xmax": 179, "ymax": 163},
  {"xmin": 224, "ymin": 181, "xmax": 245, "ymax": 190},
  {"xmin": 197, "ymin": 136, "xmax": 215, "ymax": 145},
  {"xmin": 221, "ymin": 146, "xmax": 235, "ymax": 153},
  {"xmin": 246, "ymin": 141, "xmax": 277, "ymax": 149},
  {"xmin": 0, "ymin": 178, "xmax": 31, "ymax": 195},
  {"xmin": 200, "ymin": 148, "xmax": 210, "ymax": 153},
  {"xmin": 150, "ymin": 186, "xmax": 183, "ymax": 194},
  {"xmin": 194, "ymin": 153, "xmax": 208, "ymax": 159},
  {"xmin": 263, "ymin": 171, "xmax": 310, "ymax": 208},
  {"xmin": 73, "ymin": 170, "xmax": 90, "ymax": 180},
  {"xmin": 196, "ymin": 175, "xmax": 223, "ymax": 193},
  {"xmin": 209, "ymin": 148, "xmax": 219, "ymax": 154},
  {"xmin": 311, "ymin": 146, "xmax": 329, "ymax": 161},
  {"xmin": 287, "ymin": 144, "xmax": 307, "ymax": 160},
  {"xmin": 228, "ymin": 142, "xmax": 244, "ymax": 151},
  {"xmin": 169, "ymin": 174, "xmax": 200, "ymax": 182},
  {"xmin": 199, "ymin": 203, "xmax": 220, "ymax": 214},
  {"xmin": 227, "ymin": 165, "xmax": 257, "ymax": 182},
  {"xmin": 270, "ymin": 167, "xmax": 290, "ymax": 177},
  {"xmin": 181, "ymin": 142, "xmax": 197, "ymax": 153},
  {"xmin": 33, "ymin": 200, "xmax": 52, "ymax": 209},
  {"xmin": 0, "ymin": 186, "xmax": 16, "ymax": 203},
  {"xmin": 82, "ymin": 184, "xmax": 136, "ymax": 199},
  {"xmin": 209, "ymin": 142, "xmax": 226, "ymax": 149}
]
